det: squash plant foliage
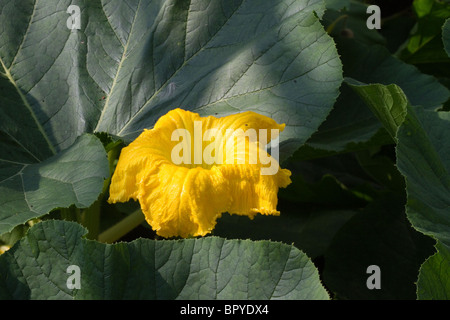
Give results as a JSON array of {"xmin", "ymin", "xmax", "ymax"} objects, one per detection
[{"xmin": 0, "ymin": 0, "xmax": 449, "ymax": 300}]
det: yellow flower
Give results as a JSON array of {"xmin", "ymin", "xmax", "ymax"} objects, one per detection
[
  {"xmin": 108, "ymin": 108, "xmax": 291, "ymax": 238},
  {"xmin": 0, "ymin": 245, "xmax": 10, "ymax": 255}
]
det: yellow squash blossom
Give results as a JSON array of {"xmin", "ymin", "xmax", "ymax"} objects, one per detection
[
  {"xmin": 108, "ymin": 108, "xmax": 291, "ymax": 238},
  {"xmin": 0, "ymin": 245, "xmax": 10, "ymax": 255}
]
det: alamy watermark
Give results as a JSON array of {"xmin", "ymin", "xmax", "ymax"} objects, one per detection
[
  {"xmin": 366, "ymin": 265, "xmax": 381, "ymax": 290},
  {"xmin": 366, "ymin": 5, "xmax": 381, "ymax": 30},
  {"xmin": 66, "ymin": 264, "xmax": 81, "ymax": 290},
  {"xmin": 66, "ymin": 5, "xmax": 81, "ymax": 30},
  {"xmin": 171, "ymin": 121, "xmax": 280, "ymax": 175}
]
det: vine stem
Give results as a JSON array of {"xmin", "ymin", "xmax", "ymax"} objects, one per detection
[
  {"xmin": 97, "ymin": 209, "xmax": 146, "ymax": 243},
  {"xmin": 326, "ymin": 14, "xmax": 349, "ymax": 34}
]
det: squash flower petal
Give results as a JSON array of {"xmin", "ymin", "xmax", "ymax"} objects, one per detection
[{"xmin": 108, "ymin": 108, "xmax": 291, "ymax": 238}]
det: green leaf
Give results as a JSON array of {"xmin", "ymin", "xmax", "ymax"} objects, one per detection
[
  {"xmin": 399, "ymin": 0, "xmax": 450, "ymax": 77},
  {"xmin": 323, "ymin": 194, "xmax": 435, "ymax": 299},
  {"xmin": 340, "ymin": 80, "xmax": 450, "ymax": 299},
  {"xmin": 0, "ymin": 0, "xmax": 343, "ymax": 234},
  {"xmin": 300, "ymin": 39, "xmax": 449, "ymax": 157},
  {"xmin": 402, "ymin": 0, "xmax": 450, "ymax": 61},
  {"xmin": 355, "ymin": 149, "xmax": 406, "ymax": 194},
  {"xmin": 0, "ymin": 0, "xmax": 342, "ymax": 158},
  {"xmin": 346, "ymin": 80, "xmax": 409, "ymax": 140},
  {"xmin": 396, "ymin": 106, "xmax": 450, "ymax": 247},
  {"xmin": 0, "ymin": 220, "xmax": 329, "ymax": 300},
  {"xmin": 417, "ymin": 241, "xmax": 450, "ymax": 299},
  {"xmin": 338, "ymin": 41, "xmax": 449, "ymax": 111},
  {"xmin": 325, "ymin": 0, "xmax": 350, "ymax": 11},
  {"xmin": 0, "ymin": 134, "xmax": 109, "ymax": 235},
  {"xmin": 343, "ymin": 80, "xmax": 450, "ymax": 247}
]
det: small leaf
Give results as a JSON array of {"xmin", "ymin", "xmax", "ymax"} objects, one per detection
[
  {"xmin": 401, "ymin": 0, "xmax": 450, "ymax": 65},
  {"xmin": 0, "ymin": 134, "xmax": 109, "ymax": 235},
  {"xmin": 443, "ymin": 18, "xmax": 450, "ymax": 57},
  {"xmin": 417, "ymin": 241, "xmax": 450, "ymax": 300},
  {"xmin": 346, "ymin": 80, "xmax": 409, "ymax": 140}
]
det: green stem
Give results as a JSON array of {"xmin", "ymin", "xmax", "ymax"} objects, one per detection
[
  {"xmin": 97, "ymin": 209, "xmax": 145, "ymax": 244},
  {"xmin": 79, "ymin": 198, "xmax": 102, "ymax": 240},
  {"xmin": 326, "ymin": 14, "xmax": 349, "ymax": 34},
  {"xmin": 60, "ymin": 205, "xmax": 79, "ymax": 221},
  {"xmin": 59, "ymin": 202, "xmax": 101, "ymax": 240}
]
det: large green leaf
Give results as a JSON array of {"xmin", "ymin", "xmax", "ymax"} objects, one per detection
[
  {"xmin": 0, "ymin": 0, "xmax": 343, "ymax": 234},
  {"xmin": 339, "ymin": 81, "xmax": 450, "ymax": 298},
  {"xmin": 397, "ymin": 106, "xmax": 450, "ymax": 246},
  {"xmin": 0, "ymin": 134, "xmax": 108, "ymax": 235},
  {"xmin": 0, "ymin": 0, "xmax": 342, "ymax": 154},
  {"xmin": 0, "ymin": 220, "xmax": 329, "ymax": 300}
]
